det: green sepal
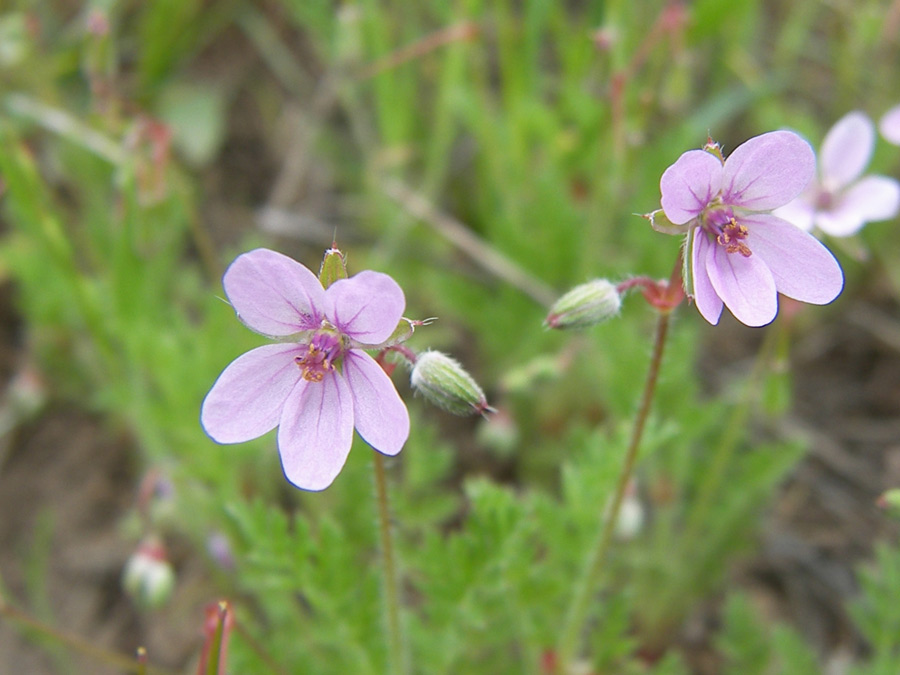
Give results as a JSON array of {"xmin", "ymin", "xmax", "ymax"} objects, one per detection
[
  {"xmin": 645, "ymin": 209, "xmax": 691, "ymax": 235},
  {"xmin": 318, "ymin": 246, "xmax": 347, "ymax": 288},
  {"xmin": 681, "ymin": 227, "xmax": 694, "ymax": 300}
]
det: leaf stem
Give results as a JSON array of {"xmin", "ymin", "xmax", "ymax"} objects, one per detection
[{"xmin": 555, "ymin": 310, "xmax": 672, "ymax": 672}]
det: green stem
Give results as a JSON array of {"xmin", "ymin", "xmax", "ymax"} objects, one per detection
[
  {"xmin": 0, "ymin": 597, "xmax": 173, "ymax": 675},
  {"xmin": 373, "ymin": 452, "xmax": 406, "ymax": 675},
  {"xmin": 555, "ymin": 311, "xmax": 671, "ymax": 672}
]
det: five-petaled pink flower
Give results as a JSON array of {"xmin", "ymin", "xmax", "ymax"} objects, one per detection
[
  {"xmin": 774, "ymin": 112, "xmax": 900, "ymax": 237},
  {"xmin": 201, "ymin": 248, "xmax": 410, "ymax": 491},
  {"xmin": 660, "ymin": 130, "xmax": 844, "ymax": 327}
]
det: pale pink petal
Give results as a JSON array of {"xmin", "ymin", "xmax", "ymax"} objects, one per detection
[
  {"xmin": 743, "ymin": 214, "xmax": 843, "ymax": 304},
  {"xmin": 691, "ymin": 232, "xmax": 723, "ymax": 324},
  {"xmin": 816, "ymin": 175, "xmax": 900, "ymax": 236},
  {"xmin": 659, "ymin": 150, "xmax": 723, "ymax": 225},
  {"xmin": 722, "ymin": 130, "xmax": 815, "ymax": 211},
  {"xmin": 223, "ymin": 248, "xmax": 325, "ymax": 337},
  {"xmin": 706, "ymin": 243, "xmax": 777, "ymax": 327},
  {"xmin": 879, "ymin": 104, "xmax": 900, "ymax": 145},
  {"xmin": 277, "ymin": 371, "xmax": 354, "ymax": 491},
  {"xmin": 772, "ymin": 195, "xmax": 816, "ymax": 232},
  {"xmin": 343, "ymin": 351, "xmax": 409, "ymax": 456},
  {"xmin": 201, "ymin": 343, "xmax": 303, "ymax": 444},
  {"xmin": 819, "ymin": 112, "xmax": 874, "ymax": 190},
  {"xmin": 324, "ymin": 271, "xmax": 405, "ymax": 345}
]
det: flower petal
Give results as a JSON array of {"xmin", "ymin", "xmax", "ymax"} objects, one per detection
[
  {"xmin": 816, "ymin": 175, "xmax": 900, "ymax": 237},
  {"xmin": 706, "ymin": 242, "xmax": 777, "ymax": 327},
  {"xmin": 691, "ymin": 232, "xmax": 724, "ymax": 324},
  {"xmin": 223, "ymin": 248, "xmax": 325, "ymax": 337},
  {"xmin": 343, "ymin": 351, "xmax": 409, "ymax": 456},
  {"xmin": 819, "ymin": 112, "xmax": 874, "ymax": 189},
  {"xmin": 659, "ymin": 150, "xmax": 723, "ymax": 225},
  {"xmin": 201, "ymin": 343, "xmax": 303, "ymax": 444},
  {"xmin": 879, "ymin": 104, "xmax": 900, "ymax": 145},
  {"xmin": 325, "ymin": 271, "xmax": 406, "ymax": 345},
  {"xmin": 743, "ymin": 214, "xmax": 843, "ymax": 304},
  {"xmin": 722, "ymin": 130, "xmax": 815, "ymax": 211},
  {"xmin": 772, "ymin": 195, "xmax": 816, "ymax": 232},
  {"xmin": 277, "ymin": 371, "xmax": 354, "ymax": 491}
]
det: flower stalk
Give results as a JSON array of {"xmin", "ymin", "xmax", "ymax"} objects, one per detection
[
  {"xmin": 555, "ymin": 308, "xmax": 672, "ymax": 673},
  {"xmin": 372, "ymin": 451, "xmax": 407, "ymax": 675}
]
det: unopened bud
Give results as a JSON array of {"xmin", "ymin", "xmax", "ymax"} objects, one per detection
[
  {"xmin": 877, "ymin": 489, "xmax": 900, "ymax": 516},
  {"xmin": 122, "ymin": 538, "xmax": 175, "ymax": 609},
  {"xmin": 545, "ymin": 279, "xmax": 621, "ymax": 329},
  {"xmin": 411, "ymin": 351, "xmax": 491, "ymax": 416}
]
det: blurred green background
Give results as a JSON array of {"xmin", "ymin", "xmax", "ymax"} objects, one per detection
[{"xmin": 1, "ymin": 0, "xmax": 900, "ymax": 673}]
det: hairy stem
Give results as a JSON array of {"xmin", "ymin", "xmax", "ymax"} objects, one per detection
[
  {"xmin": 373, "ymin": 452, "xmax": 406, "ymax": 675},
  {"xmin": 555, "ymin": 310, "xmax": 671, "ymax": 671}
]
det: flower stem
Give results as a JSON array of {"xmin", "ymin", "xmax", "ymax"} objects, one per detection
[
  {"xmin": 555, "ymin": 310, "xmax": 672, "ymax": 672},
  {"xmin": 0, "ymin": 594, "xmax": 173, "ymax": 675},
  {"xmin": 372, "ymin": 452, "xmax": 407, "ymax": 675}
]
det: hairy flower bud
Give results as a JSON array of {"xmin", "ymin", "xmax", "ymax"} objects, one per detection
[
  {"xmin": 411, "ymin": 350, "xmax": 491, "ymax": 416},
  {"xmin": 122, "ymin": 538, "xmax": 175, "ymax": 609},
  {"xmin": 545, "ymin": 279, "xmax": 621, "ymax": 329}
]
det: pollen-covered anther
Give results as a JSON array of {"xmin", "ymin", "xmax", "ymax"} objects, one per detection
[
  {"xmin": 717, "ymin": 219, "xmax": 752, "ymax": 257},
  {"xmin": 295, "ymin": 333, "xmax": 341, "ymax": 382}
]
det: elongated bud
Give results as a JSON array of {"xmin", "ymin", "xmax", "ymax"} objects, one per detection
[
  {"xmin": 411, "ymin": 350, "xmax": 491, "ymax": 416},
  {"xmin": 122, "ymin": 537, "xmax": 175, "ymax": 609},
  {"xmin": 545, "ymin": 279, "xmax": 621, "ymax": 329}
]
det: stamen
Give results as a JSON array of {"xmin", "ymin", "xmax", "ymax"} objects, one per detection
[
  {"xmin": 294, "ymin": 332, "xmax": 342, "ymax": 382},
  {"xmin": 716, "ymin": 218, "xmax": 752, "ymax": 257}
]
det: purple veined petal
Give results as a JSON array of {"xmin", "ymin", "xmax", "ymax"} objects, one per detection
[
  {"xmin": 771, "ymin": 195, "xmax": 816, "ymax": 232},
  {"xmin": 819, "ymin": 111, "xmax": 874, "ymax": 190},
  {"xmin": 277, "ymin": 370, "xmax": 355, "ymax": 491},
  {"xmin": 324, "ymin": 270, "xmax": 406, "ymax": 345},
  {"xmin": 743, "ymin": 214, "xmax": 843, "ymax": 304},
  {"xmin": 659, "ymin": 149, "xmax": 723, "ymax": 225},
  {"xmin": 223, "ymin": 248, "xmax": 326, "ymax": 337},
  {"xmin": 706, "ymin": 241, "xmax": 778, "ymax": 327},
  {"xmin": 815, "ymin": 175, "xmax": 900, "ymax": 237},
  {"xmin": 691, "ymin": 231, "xmax": 724, "ymax": 325},
  {"xmin": 879, "ymin": 104, "xmax": 900, "ymax": 145},
  {"xmin": 201, "ymin": 343, "xmax": 304, "ymax": 444},
  {"xmin": 722, "ymin": 130, "xmax": 815, "ymax": 211},
  {"xmin": 343, "ymin": 350, "xmax": 409, "ymax": 456}
]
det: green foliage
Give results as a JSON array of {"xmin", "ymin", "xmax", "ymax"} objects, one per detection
[
  {"xmin": 1, "ymin": 0, "xmax": 900, "ymax": 673},
  {"xmin": 717, "ymin": 593, "xmax": 820, "ymax": 675},
  {"xmin": 849, "ymin": 544, "xmax": 900, "ymax": 675}
]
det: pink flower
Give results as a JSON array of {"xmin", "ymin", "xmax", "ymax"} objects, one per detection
[
  {"xmin": 880, "ymin": 104, "xmax": 900, "ymax": 145},
  {"xmin": 774, "ymin": 112, "xmax": 900, "ymax": 236},
  {"xmin": 201, "ymin": 248, "xmax": 410, "ymax": 491},
  {"xmin": 660, "ymin": 130, "xmax": 843, "ymax": 327}
]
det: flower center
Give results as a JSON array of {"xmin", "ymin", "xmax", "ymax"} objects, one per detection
[
  {"xmin": 295, "ymin": 331, "xmax": 343, "ymax": 382},
  {"xmin": 716, "ymin": 218, "xmax": 752, "ymax": 257},
  {"xmin": 814, "ymin": 187, "xmax": 835, "ymax": 211},
  {"xmin": 703, "ymin": 208, "xmax": 752, "ymax": 257}
]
